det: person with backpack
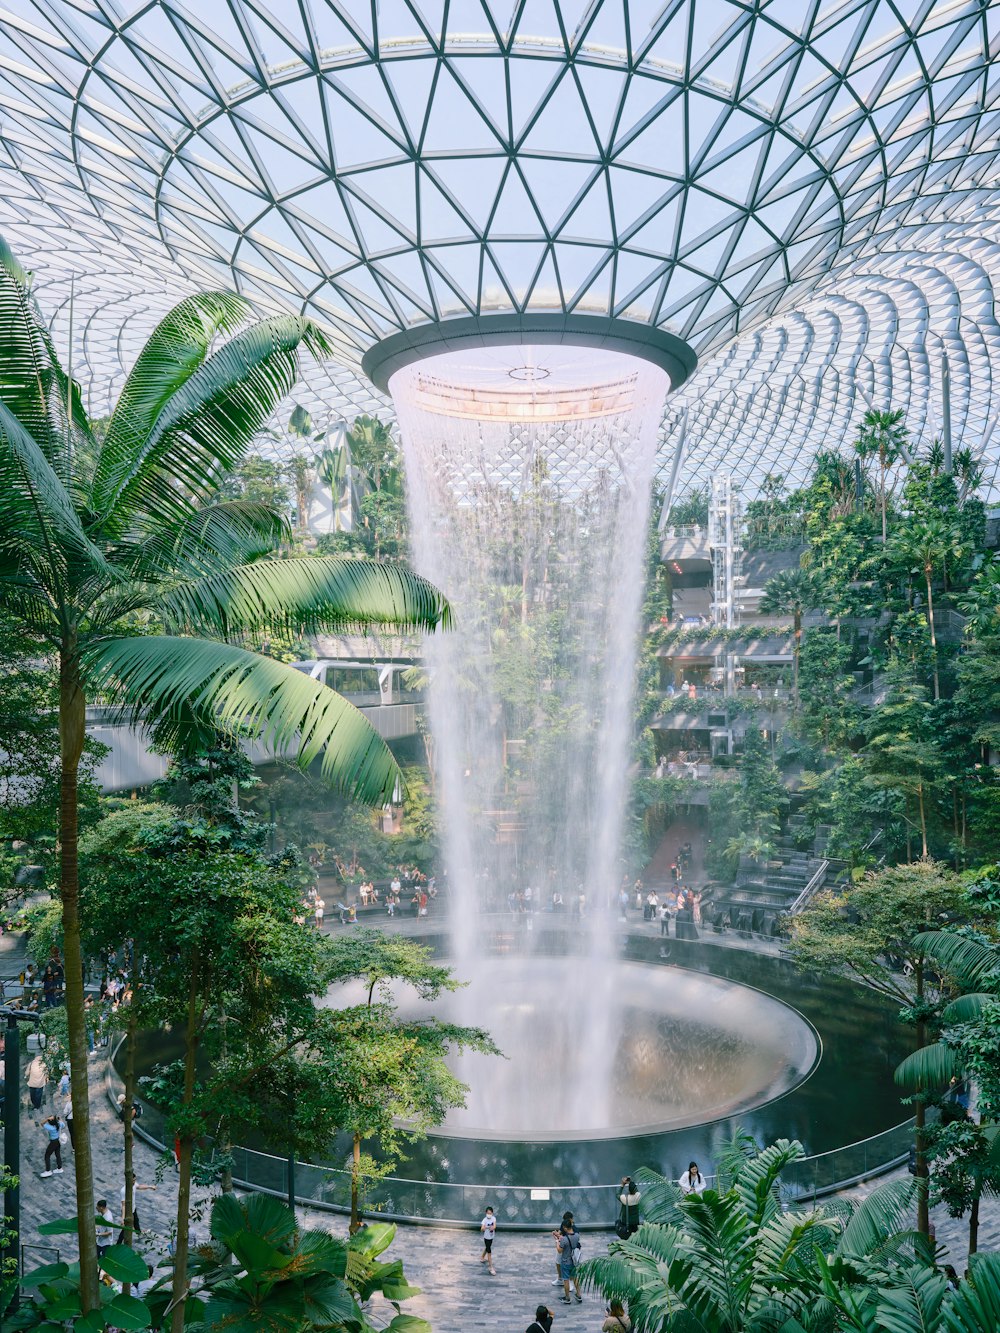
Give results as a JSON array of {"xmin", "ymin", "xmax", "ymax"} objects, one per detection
[{"xmin": 557, "ymin": 1220, "xmax": 583, "ymax": 1304}]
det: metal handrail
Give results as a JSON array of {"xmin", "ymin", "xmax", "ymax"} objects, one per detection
[{"xmin": 789, "ymin": 859, "xmax": 829, "ymax": 915}]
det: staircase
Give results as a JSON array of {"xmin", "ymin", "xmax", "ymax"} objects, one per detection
[{"xmin": 705, "ymin": 816, "xmax": 843, "ymax": 938}]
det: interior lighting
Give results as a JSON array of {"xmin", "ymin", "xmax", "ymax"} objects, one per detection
[{"xmin": 413, "ymin": 370, "xmax": 639, "ymax": 422}]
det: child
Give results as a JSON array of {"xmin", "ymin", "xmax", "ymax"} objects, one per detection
[{"xmin": 479, "ymin": 1205, "xmax": 497, "ymax": 1275}]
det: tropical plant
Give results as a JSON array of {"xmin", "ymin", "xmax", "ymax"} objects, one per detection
[
  {"xmin": 855, "ymin": 406, "xmax": 908, "ymax": 541},
  {"xmin": 758, "ymin": 567, "xmax": 828, "ymax": 707},
  {"xmin": 0, "ymin": 237, "xmax": 450, "ymax": 1313},
  {"xmin": 580, "ymin": 1134, "xmax": 918, "ymax": 1333},
  {"xmin": 888, "ymin": 517, "xmax": 967, "ymax": 699}
]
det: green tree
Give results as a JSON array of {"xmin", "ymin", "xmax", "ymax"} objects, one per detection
[
  {"xmin": 863, "ymin": 672, "xmax": 942, "ymax": 859},
  {"xmin": 889, "ymin": 517, "xmax": 968, "ymax": 700},
  {"xmin": 322, "ymin": 930, "xmax": 501, "ymax": 1232},
  {"xmin": 758, "ymin": 567, "xmax": 827, "ymax": 707},
  {"xmin": 0, "ymin": 239, "xmax": 449, "ymax": 1312},
  {"xmin": 788, "ymin": 861, "xmax": 966, "ymax": 1235},
  {"xmin": 855, "ymin": 406, "xmax": 908, "ymax": 542}
]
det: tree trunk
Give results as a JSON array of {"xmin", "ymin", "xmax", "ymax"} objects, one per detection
[
  {"xmin": 350, "ymin": 1131, "xmax": 362, "ymax": 1233},
  {"xmin": 917, "ymin": 780, "xmax": 928, "ymax": 859},
  {"xmin": 880, "ymin": 450, "xmax": 888, "ymax": 543},
  {"xmin": 120, "ymin": 993, "xmax": 138, "ymax": 1295},
  {"xmin": 171, "ymin": 966, "xmax": 200, "ymax": 1333},
  {"xmin": 792, "ymin": 611, "xmax": 801, "ymax": 709},
  {"xmin": 925, "ymin": 565, "xmax": 940, "ymax": 700},
  {"xmin": 969, "ymin": 1188, "xmax": 980, "ymax": 1255},
  {"xmin": 59, "ymin": 645, "xmax": 99, "ymax": 1311},
  {"xmin": 915, "ymin": 960, "xmax": 930, "ymax": 1238}
]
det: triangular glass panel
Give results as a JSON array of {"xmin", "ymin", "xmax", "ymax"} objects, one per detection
[
  {"xmin": 417, "ymin": 170, "xmax": 480, "ymax": 241},
  {"xmin": 323, "ymin": 82, "xmax": 406, "ymax": 168},
  {"xmin": 572, "ymin": 255, "xmax": 612, "ymax": 314},
  {"xmin": 613, "ymin": 99, "xmax": 686, "ymax": 176},
  {"xmin": 519, "ymin": 70, "xmax": 598, "ymax": 155},
  {"xmin": 479, "ymin": 251, "xmax": 515, "ymax": 309},
  {"xmin": 372, "ymin": 248, "xmax": 435, "ymax": 311},
  {"xmin": 293, "ymin": 181, "xmax": 364, "ymax": 248},
  {"xmin": 580, "ymin": 0, "xmax": 627, "ymax": 56},
  {"xmin": 510, "ymin": 0, "xmax": 564, "ymax": 46},
  {"xmin": 486, "ymin": 165, "xmax": 544, "ymax": 236},
  {"xmin": 609, "ymin": 166, "xmax": 676, "ymax": 236},
  {"xmin": 617, "ymin": 71, "xmax": 677, "ymax": 144},
  {"xmin": 426, "ymin": 155, "xmax": 508, "ymax": 232},
  {"xmin": 519, "ymin": 156, "xmax": 597, "ymax": 232},
  {"xmin": 624, "ymin": 196, "xmax": 680, "ymax": 255},
  {"xmin": 489, "ymin": 240, "xmax": 547, "ymax": 302},
  {"xmin": 613, "ymin": 248, "xmax": 669, "ymax": 308},
  {"xmin": 525, "ymin": 248, "xmax": 562, "ymax": 310},
  {"xmin": 373, "ymin": 0, "xmax": 426, "ymax": 44},
  {"xmin": 572, "ymin": 63, "xmax": 627, "ymax": 151},
  {"xmin": 348, "ymin": 161, "xmax": 419, "ymax": 235},
  {"xmin": 242, "ymin": 125, "xmax": 321, "ymax": 196},
  {"xmin": 342, "ymin": 194, "xmax": 412, "ymax": 252},
  {"xmin": 423, "ymin": 240, "xmax": 482, "ymax": 306},
  {"xmin": 553, "ymin": 240, "xmax": 606, "ymax": 302},
  {"xmin": 330, "ymin": 62, "xmax": 409, "ymax": 140},
  {"xmin": 636, "ymin": 5, "xmax": 689, "ymax": 68},
  {"xmin": 423, "ymin": 66, "xmax": 505, "ymax": 152},
  {"xmin": 448, "ymin": 55, "xmax": 511, "ymax": 138},
  {"xmin": 383, "ymin": 54, "xmax": 439, "ymax": 142},
  {"xmin": 558, "ymin": 175, "xmax": 613, "ymax": 242}
]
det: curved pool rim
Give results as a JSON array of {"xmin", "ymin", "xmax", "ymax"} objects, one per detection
[{"xmin": 112, "ymin": 929, "xmax": 917, "ymax": 1228}]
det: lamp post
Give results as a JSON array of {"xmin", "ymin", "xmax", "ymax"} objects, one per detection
[{"xmin": 2, "ymin": 1007, "xmax": 43, "ymax": 1315}]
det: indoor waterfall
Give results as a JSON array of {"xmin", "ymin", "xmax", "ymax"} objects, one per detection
[{"xmin": 392, "ymin": 345, "xmax": 668, "ymax": 1133}]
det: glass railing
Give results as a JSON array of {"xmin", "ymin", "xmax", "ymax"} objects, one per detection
[{"xmin": 107, "ymin": 1045, "xmax": 914, "ymax": 1226}]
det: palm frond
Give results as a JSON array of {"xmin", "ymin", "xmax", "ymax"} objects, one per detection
[
  {"xmin": 157, "ymin": 554, "xmax": 452, "ymax": 637},
  {"xmin": 895, "ymin": 1042, "xmax": 962, "ymax": 1091},
  {"xmin": 942, "ymin": 1252, "xmax": 1000, "ymax": 1333},
  {"xmin": 835, "ymin": 1178, "xmax": 916, "ymax": 1257},
  {"xmin": 912, "ymin": 932, "xmax": 998, "ymax": 989},
  {"xmin": 730, "ymin": 1138, "xmax": 805, "ymax": 1229},
  {"xmin": 675, "ymin": 1192, "xmax": 755, "ymax": 1330},
  {"xmin": 633, "ymin": 1166, "xmax": 686, "ymax": 1226},
  {"xmin": 115, "ymin": 501, "xmax": 288, "ymax": 578},
  {"xmin": 94, "ymin": 314, "xmax": 331, "ymax": 532},
  {"xmin": 86, "ymin": 635, "xmax": 402, "ymax": 805},
  {"xmin": 943, "ymin": 994, "xmax": 994, "ymax": 1024},
  {"xmin": 0, "ymin": 400, "xmax": 109, "ymax": 584},
  {"xmin": 875, "ymin": 1263, "xmax": 948, "ymax": 1333},
  {"xmin": 91, "ymin": 291, "xmax": 251, "ymax": 520},
  {"xmin": 755, "ymin": 1210, "xmax": 840, "ymax": 1277}
]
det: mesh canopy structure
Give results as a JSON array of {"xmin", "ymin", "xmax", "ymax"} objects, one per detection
[{"xmin": 1, "ymin": 0, "xmax": 999, "ymax": 497}]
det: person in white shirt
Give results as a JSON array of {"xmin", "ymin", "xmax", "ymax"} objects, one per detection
[
  {"xmin": 679, "ymin": 1161, "xmax": 707, "ymax": 1196},
  {"xmin": 479, "ymin": 1205, "xmax": 497, "ymax": 1275},
  {"xmin": 96, "ymin": 1199, "xmax": 115, "ymax": 1258}
]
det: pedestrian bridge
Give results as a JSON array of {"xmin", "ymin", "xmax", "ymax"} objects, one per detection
[{"xmin": 87, "ymin": 659, "xmax": 423, "ymax": 793}]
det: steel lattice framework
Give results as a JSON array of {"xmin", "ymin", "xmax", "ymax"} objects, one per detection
[{"xmin": 1, "ymin": 0, "xmax": 1000, "ymax": 497}]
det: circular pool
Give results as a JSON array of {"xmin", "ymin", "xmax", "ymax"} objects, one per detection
[{"xmin": 334, "ymin": 956, "xmax": 818, "ymax": 1139}]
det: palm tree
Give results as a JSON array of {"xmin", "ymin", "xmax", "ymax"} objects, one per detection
[
  {"xmin": 959, "ymin": 557, "xmax": 1000, "ymax": 639},
  {"xmin": 855, "ymin": 407, "xmax": 908, "ymax": 541},
  {"xmin": 889, "ymin": 517, "xmax": 967, "ymax": 699},
  {"xmin": 0, "ymin": 239, "xmax": 450, "ymax": 1313},
  {"xmin": 758, "ymin": 567, "xmax": 827, "ymax": 708},
  {"xmin": 581, "ymin": 1136, "xmax": 919, "ymax": 1333}
]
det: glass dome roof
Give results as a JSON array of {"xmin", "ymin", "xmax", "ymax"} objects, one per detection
[{"xmin": 1, "ymin": 0, "xmax": 999, "ymax": 497}]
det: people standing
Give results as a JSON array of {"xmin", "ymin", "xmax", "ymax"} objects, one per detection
[
  {"xmin": 618, "ymin": 1176, "xmax": 641, "ymax": 1235},
  {"xmin": 658, "ymin": 901, "xmax": 671, "ymax": 936},
  {"xmin": 479, "ymin": 1204, "xmax": 497, "ymax": 1275},
  {"xmin": 314, "ymin": 895, "xmax": 325, "ymax": 930},
  {"xmin": 96, "ymin": 1199, "xmax": 115, "ymax": 1259},
  {"xmin": 119, "ymin": 1178, "xmax": 157, "ymax": 1239},
  {"xmin": 679, "ymin": 1161, "xmax": 706, "ymax": 1195},
  {"xmin": 39, "ymin": 1114, "xmax": 63, "ymax": 1176},
  {"xmin": 25, "ymin": 1052, "xmax": 47, "ymax": 1112},
  {"xmin": 550, "ymin": 1211, "xmax": 574, "ymax": 1285},
  {"xmin": 557, "ymin": 1221, "xmax": 583, "ymax": 1304}
]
